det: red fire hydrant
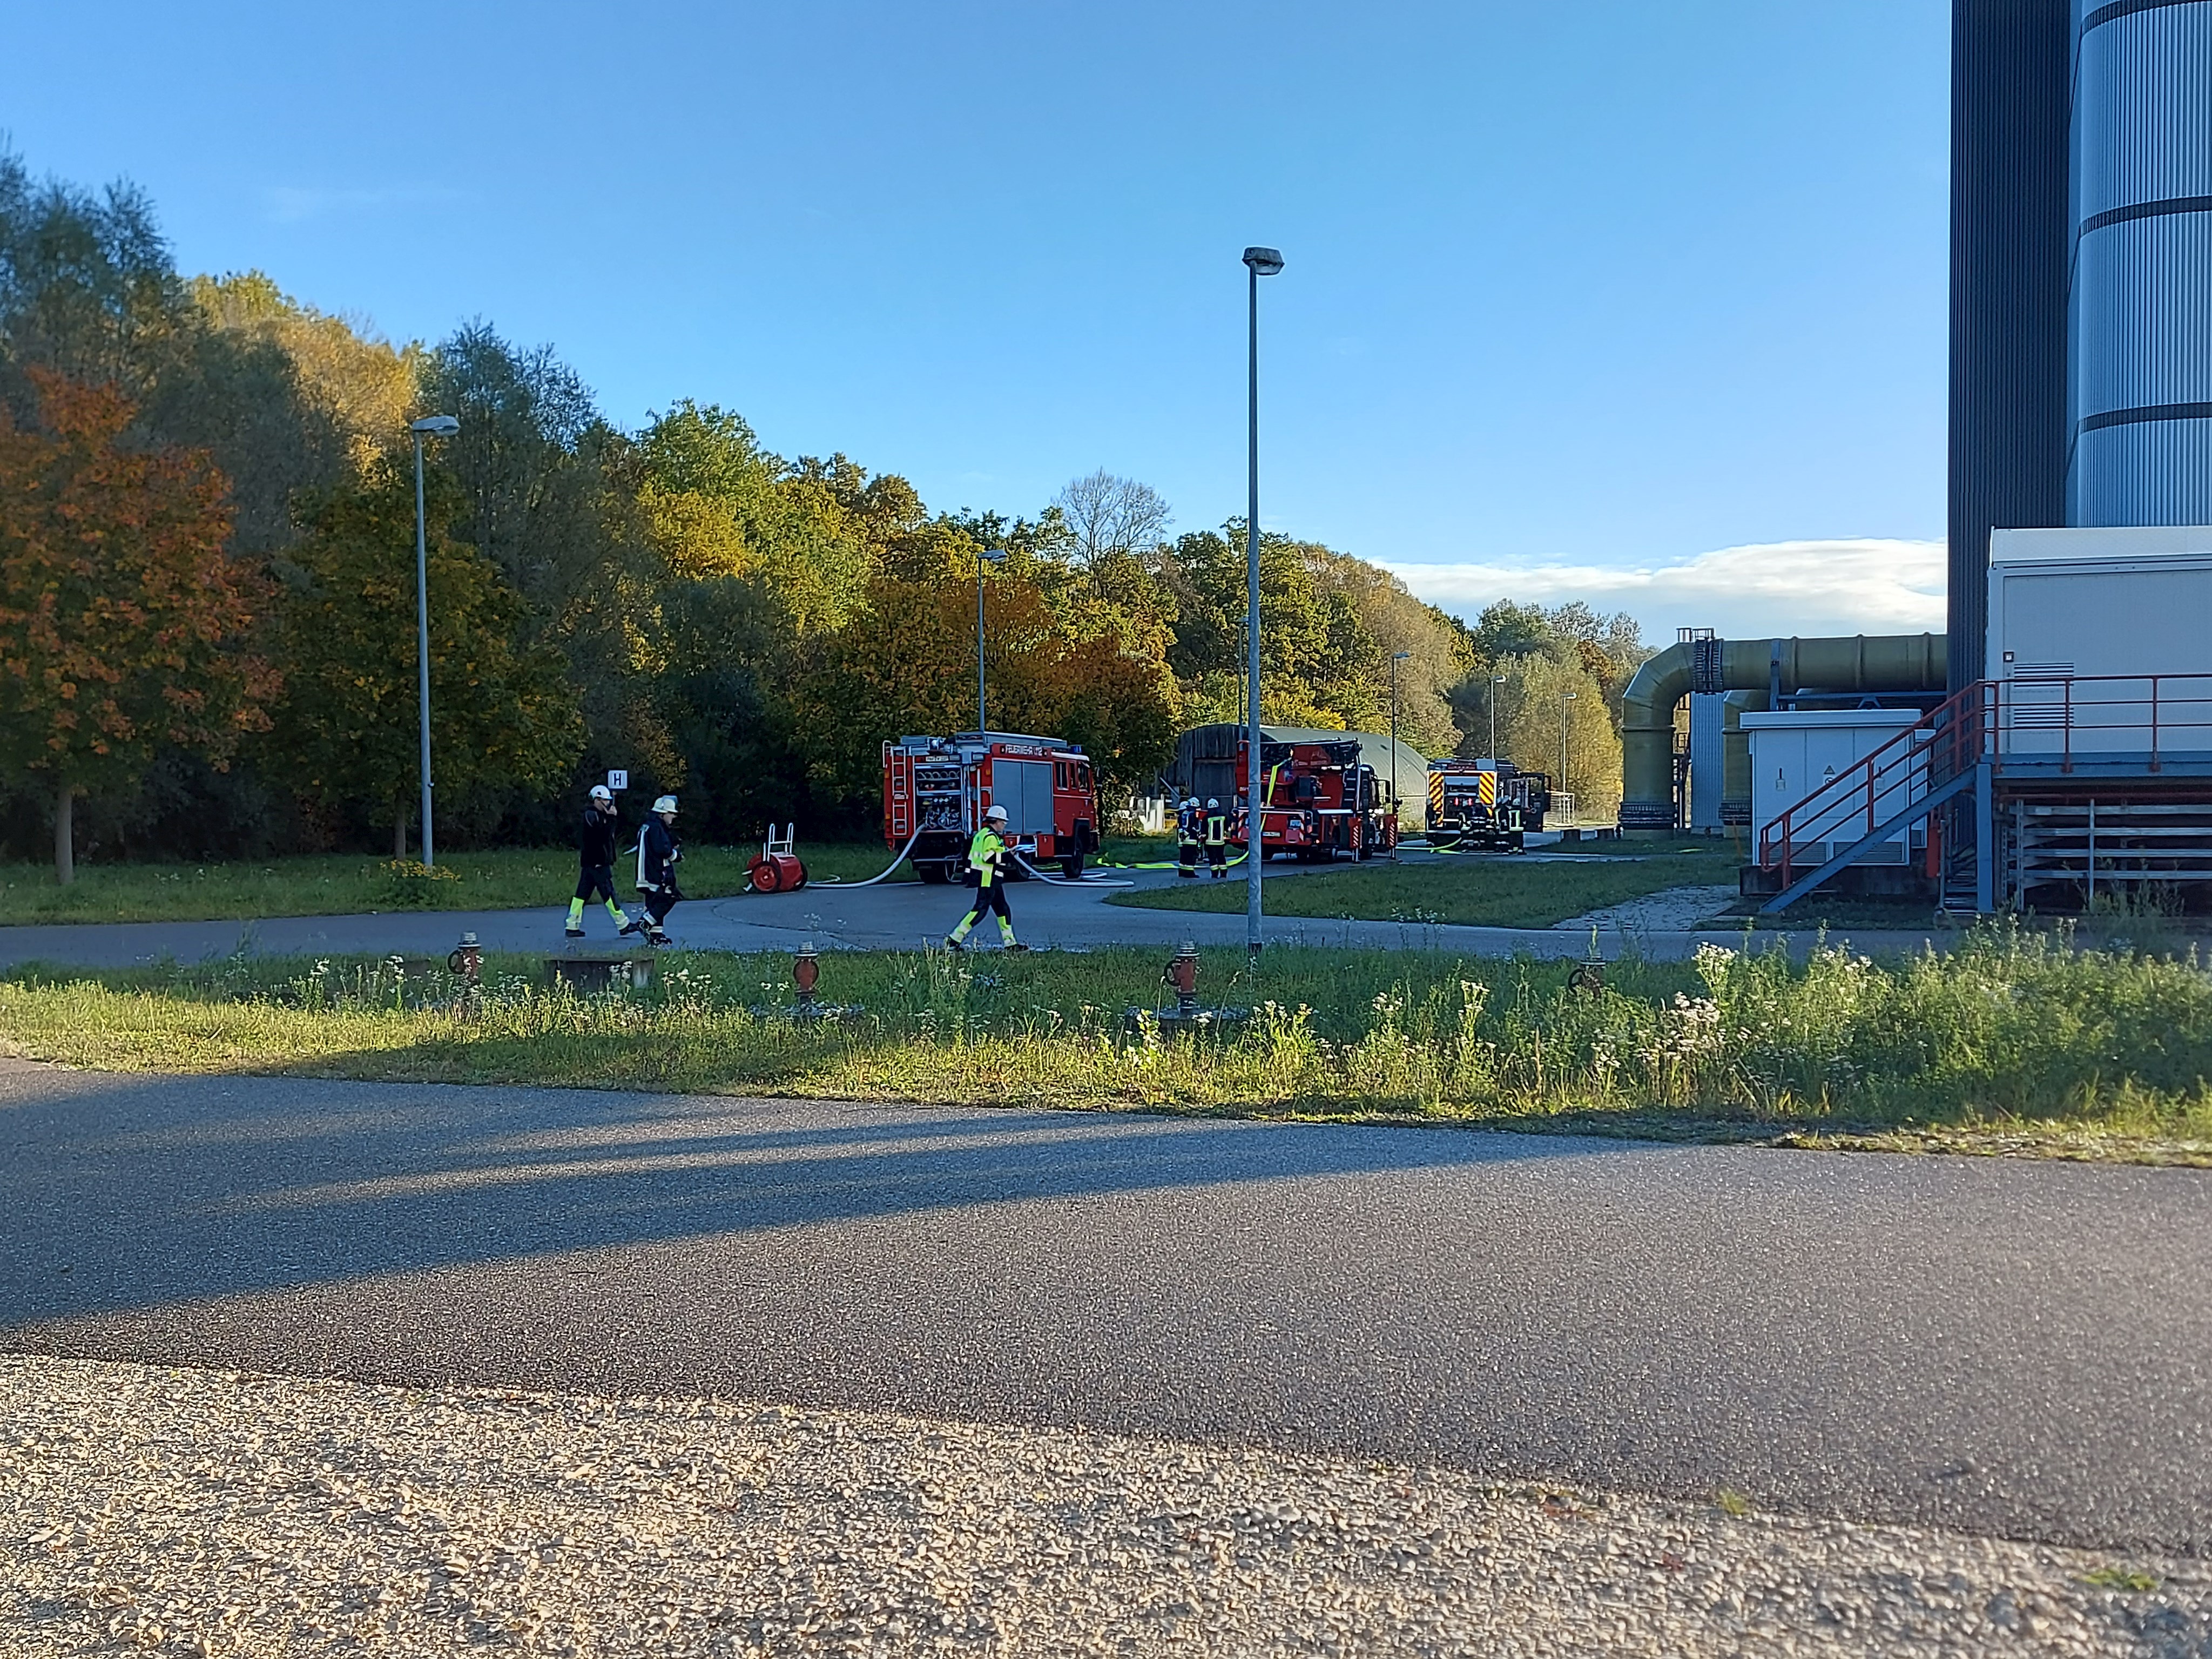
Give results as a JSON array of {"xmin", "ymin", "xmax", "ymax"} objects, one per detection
[
  {"xmin": 447, "ymin": 932, "xmax": 483, "ymax": 986},
  {"xmin": 793, "ymin": 941, "xmax": 820, "ymax": 1011},
  {"xmin": 1163, "ymin": 941, "xmax": 1199, "ymax": 1020}
]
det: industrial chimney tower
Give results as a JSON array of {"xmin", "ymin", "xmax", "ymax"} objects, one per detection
[{"xmin": 1948, "ymin": 0, "xmax": 2212, "ymax": 690}]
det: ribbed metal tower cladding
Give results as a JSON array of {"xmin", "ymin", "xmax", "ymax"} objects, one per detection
[
  {"xmin": 2069, "ymin": 0, "xmax": 2212, "ymax": 525},
  {"xmin": 1949, "ymin": 0, "xmax": 2072, "ymax": 696}
]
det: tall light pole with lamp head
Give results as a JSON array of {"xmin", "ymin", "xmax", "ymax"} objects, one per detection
[
  {"xmin": 409, "ymin": 414, "xmax": 460, "ymax": 866},
  {"xmin": 976, "ymin": 545, "xmax": 1007, "ymax": 732},
  {"xmin": 1560, "ymin": 690, "xmax": 1577, "ymax": 805},
  {"xmin": 1242, "ymin": 246, "xmax": 1283, "ymax": 957},
  {"xmin": 1389, "ymin": 650, "xmax": 1411, "ymax": 837}
]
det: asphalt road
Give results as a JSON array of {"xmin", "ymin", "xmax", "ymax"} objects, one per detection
[
  {"xmin": 5, "ymin": 1061, "xmax": 2206, "ymax": 1553},
  {"xmin": 0, "ymin": 852, "xmax": 1938, "ymax": 968}
]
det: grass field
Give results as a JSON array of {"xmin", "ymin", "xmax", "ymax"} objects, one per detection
[
  {"xmin": 0, "ymin": 841, "xmax": 921, "ymax": 926},
  {"xmin": 4, "ymin": 927, "xmax": 2208, "ymax": 1162},
  {"xmin": 1111, "ymin": 843, "xmax": 1735, "ymax": 929}
]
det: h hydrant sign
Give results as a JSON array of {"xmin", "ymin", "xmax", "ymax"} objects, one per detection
[{"xmin": 606, "ymin": 770, "xmax": 629, "ymax": 792}]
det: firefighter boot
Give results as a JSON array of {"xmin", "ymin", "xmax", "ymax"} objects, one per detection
[{"xmin": 565, "ymin": 898, "xmax": 586, "ymax": 939}]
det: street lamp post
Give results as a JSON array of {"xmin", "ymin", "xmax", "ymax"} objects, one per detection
[
  {"xmin": 1488, "ymin": 672, "xmax": 1508, "ymax": 763},
  {"xmin": 1560, "ymin": 691, "xmax": 1577, "ymax": 803},
  {"xmin": 409, "ymin": 414, "xmax": 460, "ymax": 866},
  {"xmin": 1390, "ymin": 650, "xmax": 1411, "ymax": 841},
  {"xmin": 1242, "ymin": 245, "xmax": 1283, "ymax": 957},
  {"xmin": 976, "ymin": 546, "xmax": 1007, "ymax": 732}
]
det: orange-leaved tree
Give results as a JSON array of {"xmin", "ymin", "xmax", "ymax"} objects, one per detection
[{"xmin": 0, "ymin": 369, "xmax": 276, "ymax": 881}]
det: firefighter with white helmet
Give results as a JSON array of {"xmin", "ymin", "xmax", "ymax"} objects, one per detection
[
  {"xmin": 1176, "ymin": 795, "xmax": 1202, "ymax": 878},
  {"xmin": 1203, "ymin": 797, "xmax": 1229, "ymax": 877},
  {"xmin": 568, "ymin": 783, "xmax": 637, "ymax": 939},
  {"xmin": 634, "ymin": 794, "xmax": 684, "ymax": 946},
  {"xmin": 947, "ymin": 803, "xmax": 1026, "ymax": 952}
]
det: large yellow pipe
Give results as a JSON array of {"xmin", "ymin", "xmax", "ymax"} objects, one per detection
[
  {"xmin": 1619, "ymin": 634, "xmax": 1945, "ymax": 832},
  {"xmin": 1720, "ymin": 689, "xmax": 1766, "ymax": 822}
]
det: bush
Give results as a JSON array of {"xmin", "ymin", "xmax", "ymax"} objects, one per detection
[{"xmin": 375, "ymin": 859, "xmax": 462, "ymax": 908}]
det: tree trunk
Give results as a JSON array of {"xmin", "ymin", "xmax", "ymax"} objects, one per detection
[{"xmin": 53, "ymin": 782, "xmax": 75, "ymax": 885}]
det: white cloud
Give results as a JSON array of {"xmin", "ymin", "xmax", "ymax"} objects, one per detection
[{"xmin": 1383, "ymin": 538, "xmax": 1946, "ymax": 644}]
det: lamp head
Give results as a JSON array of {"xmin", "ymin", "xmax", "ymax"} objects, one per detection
[
  {"xmin": 411, "ymin": 415, "xmax": 461, "ymax": 438},
  {"xmin": 980, "ymin": 547, "xmax": 1009, "ymax": 565},
  {"xmin": 1242, "ymin": 246, "xmax": 1285, "ymax": 276},
  {"xmin": 1393, "ymin": 650, "xmax": 1412, "ymax": 661}
]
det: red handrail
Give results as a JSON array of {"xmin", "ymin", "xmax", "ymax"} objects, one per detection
[
  {"xmin": 1758, "ymin": 672, "xmax": 2212, "ymax": 876},
  {"xmin": 1758, "ymin": 682, "xmax": 1993, "ymax": 876}
]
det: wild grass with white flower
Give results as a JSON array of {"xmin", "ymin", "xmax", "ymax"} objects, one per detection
[{"xmin": 3, "ymin": 926, "xmax": 2209, "ymax": 1161}]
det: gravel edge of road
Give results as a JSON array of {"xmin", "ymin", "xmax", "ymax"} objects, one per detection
[{"xmin": 4, "ymin": 1354, "xmax": 2207, "ymax": 1659}]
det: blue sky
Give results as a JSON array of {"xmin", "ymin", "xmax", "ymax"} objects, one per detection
[{"xmin": 2, "ymin": 1, "xmax": 1952, "ymax": 640}]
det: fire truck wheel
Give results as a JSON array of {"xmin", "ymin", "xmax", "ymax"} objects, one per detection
[
  {"xmin": 1061, "ymin": 851, "xmax": 1085, "ymax": 880},
  {"xmin": 916, "ymin": 860, "xmax": 953, "ymax": 885}
]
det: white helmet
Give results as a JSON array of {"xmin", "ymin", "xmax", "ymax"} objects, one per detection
[
  {"xmin": 984, "ymin": 804, "xmax": 1009, "ymax": 824},
  {"xmin": 589, "ymin": 784, "xmax": 613, "ymax": 804},
  {"xmin": 652, "ymin": 794, "xmax": 678, "ymax": 815},
  {"xmin": 1206, "ymin": 798, "xmax": 1219, "ymax": 809}
]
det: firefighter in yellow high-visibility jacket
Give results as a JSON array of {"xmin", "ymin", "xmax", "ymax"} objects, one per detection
[
  {"xmin": 1203, "ymin": 798, "xmax": 1230, "ymax": 877},
  {"xmin": 946, "ymin": 804, "xmax": 1026, "ymax": 952}
]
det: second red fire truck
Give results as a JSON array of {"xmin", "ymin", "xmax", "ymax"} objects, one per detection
[{"xmin": 1226, "ymin": 736, "xmax": 1398, "ymax": 861}]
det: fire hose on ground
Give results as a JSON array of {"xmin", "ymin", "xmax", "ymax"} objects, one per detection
[
  {"xmin": 808, "ymin": 827, "xmax": 1137, "ymax": 889},
  {"xmin": 807, "ymin": 827, "xmax": 926, "ymax": 888}
]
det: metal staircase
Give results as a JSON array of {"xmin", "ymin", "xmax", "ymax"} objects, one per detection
[
  {"xmin": 1757, "ymin": 672, "xmax": 2212, "ymax": 913},
  {"xmin": 1754, "ymin": 683, "xmax": 1993, "ymax": 915}
]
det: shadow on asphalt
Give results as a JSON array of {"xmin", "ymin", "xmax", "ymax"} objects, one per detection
[
  {"xmin": 0, "ymin": 1066, "xmax": 1629, "ymax": 1326},
  {"xmin": 9, "ymin": 1064, "xmax": 2212, "ymax": 1553}
]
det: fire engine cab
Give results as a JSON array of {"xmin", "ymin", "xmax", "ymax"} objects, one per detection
[
  {"xmin": 1426, "ymin": 758, "xmax": 1550, "ymax": 851},
  {"xmin": 883, "ymin": 731, "xmax": 1100, "ymax": 883},
  {"xmin": 1228, "ymin": 737, "xmax": 1398, "ymax": 861}
]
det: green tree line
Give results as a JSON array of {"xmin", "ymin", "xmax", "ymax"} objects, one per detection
[{"xmin": 0, "ymin": 150, "xmax": 1648, "ymax": 876}]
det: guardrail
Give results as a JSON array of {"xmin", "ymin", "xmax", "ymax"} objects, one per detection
[
  {"xmin": 1997, "ymin": 671, "xmax": 2212, "ymax": 774},
  {"xmin": 1758, "ymin": 673, "xmax": 2212, "ymax": 884}
]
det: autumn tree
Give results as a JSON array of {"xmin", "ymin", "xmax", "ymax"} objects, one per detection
[
  {"xmin": 274, "ymin": 461, "xmax": 582, "ymax": 853},
  {"xmin": 0, "ymin": 370, "xmax": 276, "ymax": 880},
  {"xmin": 793, "ymin": 544, "xmax": 1179, "ymax": 815}
]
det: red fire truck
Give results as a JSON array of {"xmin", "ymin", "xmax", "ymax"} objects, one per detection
[
  {"xmin": 883, "ymin": 731, "xmax": 1101, "ymax": 883},
  {"xmin": 1228, "ymin": 737, "xmax": 1398, "ymax": 861}
]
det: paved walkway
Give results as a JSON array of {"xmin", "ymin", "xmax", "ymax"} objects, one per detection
[
  {"xmin": 4, "ymin": 1062, "xmax": 2205, "ymax": 1551},
  {"xmin": 0, "ymin": 853, "xmax": 1944, "ymax": 967}
]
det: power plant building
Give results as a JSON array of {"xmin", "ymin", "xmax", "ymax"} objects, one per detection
[
  {"xmin": 1653, "ymin": 2, "xmax": 2212, "ymax": 910},
  {"xmin": 1951, "ymin": 0, "xmax": 2212, "ymax": 656}
]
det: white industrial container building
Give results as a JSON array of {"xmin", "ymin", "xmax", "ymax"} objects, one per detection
[{"xmin": 1744, "ymin": 710, "xmax": 1927, "ymax": 871}]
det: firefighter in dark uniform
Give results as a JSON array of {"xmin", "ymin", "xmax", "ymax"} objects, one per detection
[
  {"xmin": 1203, "ymin": 797, "xmax": 1229, "ymax": 876},
  {"xmin": 567, "ymin": 784, "xmax": 637, "ymax": 939},
  {"xmin": 947, "ymin": 804, "xmax": 1026, "ymax": 951},
  {"xmin": 1176, "ymin": 796, "xmax": 1202, "ymax": 878},
  {"xmin": 635, "ymin": 794, "xmax": 684, "ymax": 945}
]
